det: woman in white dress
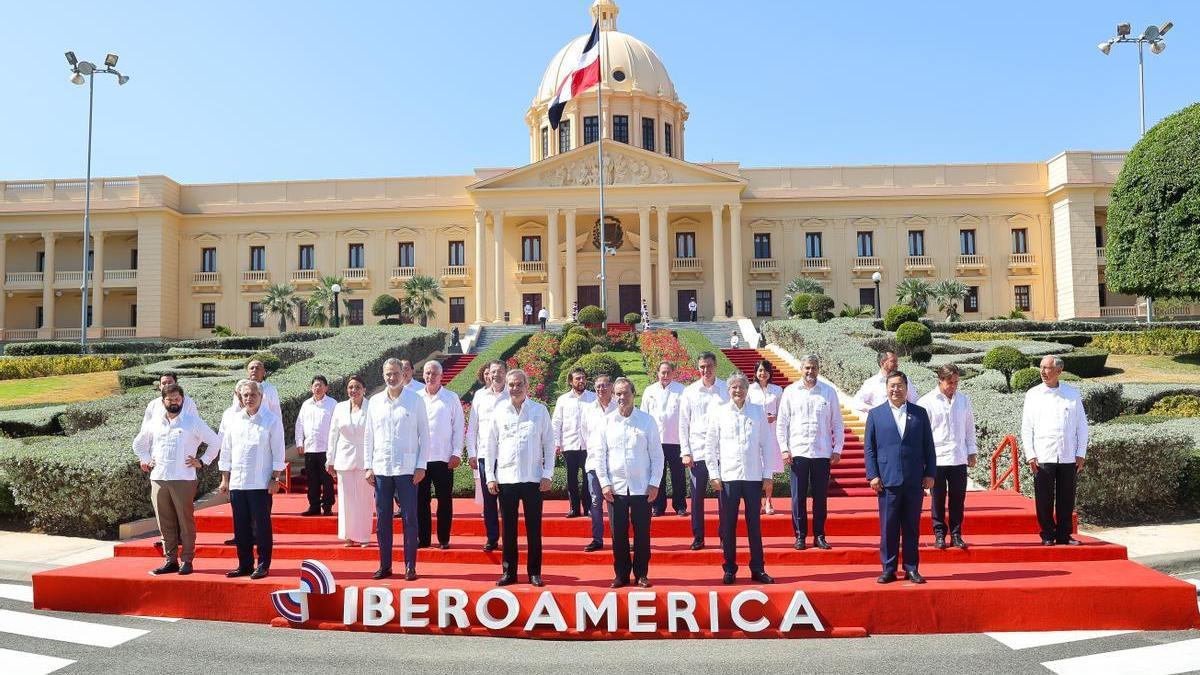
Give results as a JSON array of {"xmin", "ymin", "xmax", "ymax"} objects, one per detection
[
  {"xmin": 748, "ymin": 359, "xmax": 784, "ymax": 515},
  {"xmin": 326, "ymin": 374, "xmax": 373, "ymax": 546}
]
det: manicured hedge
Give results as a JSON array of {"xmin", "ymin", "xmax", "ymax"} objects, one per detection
[
  {"xmin": 1089, "ymin": 328, "xmax": 1200, "ymax": 355},
  {"xmin": 1120, "ymin": 384, "xmax": 1200, "ymax": 414},
  {"xmin": 1060, "ymin": 348, "xmax": 1110, "ymax": 377},
  {"xmin": 883, "ymin": 305, "xmax": 921, "ymax": 332},
  {"xmin": 3, "ymin": 340, "xmax": 172, "ymax": 356},
  {"xmin": 675, "ymin": 330, "xmax": 737, "ymax": 380},
  {"xmin": 446, "ymin": 332, "xmax": 532, "ymax": 402},
  {"xmin": 0, "ymin": 405, "xmax": 67, "ymax": 438},
  {"xmin": 1074, "ymin": 424, "xmax": 1195, "ymax": 523},
  {"xmin": 0, "ymin": 355, "xmax": 124, "ymax": 381},
  {"xmin": 926, "ymin": 319, "xmax": 1200, "ymax": 334}
]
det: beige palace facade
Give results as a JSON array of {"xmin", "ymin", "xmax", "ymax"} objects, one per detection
[{"xmin": 0, "ymin": 1, "xmax": 1136, "ymax": 341}]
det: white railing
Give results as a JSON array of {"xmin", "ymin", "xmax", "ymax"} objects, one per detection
[
  {"xmin": 1009, "ymin": 253, "xmax": 1037, "ymax": 266},
  {"xmin": 241, "ymin": 270, "xmax": 269, "ymax": 284},
  {"xmin": 53, "ymin": 328, "xmax": 82, "ymax": 340},
  {"xmin": 5, "ymin": 329, "xmax": 39, "ymax": 340},
  {"xmin": 802, "ymin": 257, "xmax": 830, "ymax": 271},
  {"xmin": 956, "ymin": 255, "xmax": 987, "ymax": 267},
  {"xmin": 192, "ymin": 272, "xmax": 220, "ymax": 285},
  {"xmin": 341, "ymin": 268, "xmax": 369, "ymax": 281},
  {"xmin": 103, "ymin": 327, "xmax": 137, "ymax": 338},
  {"xmin": 1157, "ymin": 303, "xmax": 1200, "ymax": 318},
  {"xmin": 853, "ymin": 256, "xmax": 881, "ymax": 270},
  {"xmin": 54, "ymin": 270, "xmax": 84, "ymax": 284},
  {"xmin": 103, "ymin": 269, "xmax": 137, "ymax": 282},
  {"xmin": 749, "ymin": 258, "xmax": 778, "ymax": 272},
  {"xmin": 290, "ymin": 269, "xmax": 320, "ymax": 283},
  {"xmin": 5, "ymin": 272, "xmax": 44, "ymax": 285},
  {"xmin": 671, "ymin": 257, "xmax": 702, "ymax": 272},
  {"xmin": 1099, "ymin": 306, "xmax": 1139, "ymax": 318},
  {"xmin": 1096, "ymin": 247, "xmax": 1107, "ymax": 264},
  {"xmin": 441, "ymin": 265, "xmax": 468, "ymax": 277},
  {"xmin": 905, "ymin": 256, "xmax": 934, "ymax": 269},
  {"xmin": 391, "ymin": 266, "xmax": 417, "ymax": 279},
  {"xmin": 517, "ymin": 261, "xmax": 547, "ymax": 274}
]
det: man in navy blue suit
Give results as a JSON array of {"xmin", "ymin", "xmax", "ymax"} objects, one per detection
[{"xmin": 864, "ymin": 371, "xmax": 937, "ymax": 584}]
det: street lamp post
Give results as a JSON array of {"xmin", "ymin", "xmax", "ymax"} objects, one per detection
[
  {"xmin": 66, "ymin": 52, "xmax": 129, "ymax": 351},
  {"xmin": 872, "ymin": 271, "xmax": 883, "ymax": 319},
  {"xmin": 331, "ymin": 283, "xmax": 342, "ymax": 328},
  {"xmin": 1098, "ymin": 21, "xmax": 1172, "ymax": 323}
]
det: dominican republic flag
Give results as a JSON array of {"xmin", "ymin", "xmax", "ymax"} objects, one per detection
[{"xmin": 548, "ymin": 21, "xmax": 601, "ymax": 130}]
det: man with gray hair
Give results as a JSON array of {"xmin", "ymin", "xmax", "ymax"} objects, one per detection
[
  {"xmin": 417, "ymin": 359, "xmax": 465, "ymax": 549},
  {"xmin": 232, "ymin": 360, "xmax": 282, "ymax": 420},
  {"xmin": 1021, "ymin": 355, "xmax": 1087, "ymax": 547}
]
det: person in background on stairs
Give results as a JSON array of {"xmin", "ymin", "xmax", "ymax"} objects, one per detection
[
  {"xmin": 688, "ymin": 297, "xmax": 698, "ymax": 322},
  {"xmin": 325, "ymin": 374, "xmax": 372, "ymax": 547},
  {"xmin": 680, "ymin": 352, "xmax": 730, "ymax": 551},
  {"xmin": 854, "ymin": 350, "xmax": 918, "ymax": 412},
  {"xmin": 296, "ymin": 375, "xmax": 337, "ymax": 517},
  {"xmin": 232, "ymin": 359, "xmax": 282, "ymax": 420},
  {"xmin": 141, "ymin": 372, "xmax": 198, "ymax": 427},
  {"xmin": 417, "ymin": 360, "xmax": 465, "ymax": 550},
  {"xmin": 580, "ymin": 373, "xmax": 619, "ymax": 552},
  {"xmin": 1022, "ymin": 355, "xmax": 1088, "ymax": 548},
  {"xmin": 748, "ymin": 360, "xmax": 783, "ymax": 515},
  {"xmin": 538, "ymin": 305, "xmax": 549, "ymax": 330},
  {"xmin": 641, "ymin": 361, "xmax": 688, "ymax": 517},
  {"xmin": 918, "ymin": 364, "xmax": 977, "ymax": 551},
  {"xmin": 776, "ymin": 355, "xmax": 843, "ymax": 551},
  {"xmin": 729, "ymin": 331, "xmax": 740, "ymax": 349},
  {"xmin": 552, "ymin": 368, "xmax": 596, "ymax": 520},
  {"xmin": 466, "ymin": 360, "xmax": 508, "ymax": 552}
]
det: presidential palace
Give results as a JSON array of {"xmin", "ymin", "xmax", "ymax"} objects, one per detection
[{"xmin": 0, "ymin": 1, "xmax": 1140, "ymax": 341}]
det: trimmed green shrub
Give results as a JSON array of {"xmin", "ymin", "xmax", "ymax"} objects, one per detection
[
  {"xmin": 577, "ymin": 305, "xmax": 606, "ymax": 325},
  {"xmin": 1023, "ymin": 333, "xmax": 1094, "ymax": 348},
  {"xmin": 623, "ymin": 312, "xmax": 641, "ymax": 326},
  {"xmin": 589, "ymin": 344, "xmax": 606, "ymax": 354},
  {"xmin": 1089, "ymin": 328, "xmax": 1200, "ymax": 355},
  {"xmin": 927, "ymin": 319, "xmax": 1200, "ymax": 334},
  {"xmin": 1074, "ymin": 425, "xmax": 1194, "ymax": 523},
  {"xmin": 3, "ymin": 341, "xmax": 169, "ymax": 356},
  {"xmin": 558, "ymin": 333, "xmax": 594, "ymax": 359},
  {"xmin": 0, "ymin": 355, "xmax": 124, "ymax": 380},
  {"xmin": 789, "ymin": 293, "xmax": 813, "ymax": 319},
  {"xmin": 910, "ymin": 349, "xmax": 932, "ymax": 364},
  {"xmin": 0, "ymin": 405, "xmax": 67, "ymax": 438},
  {"xmin": 249, "ymin": 351, "xmax": 282, "ymax": 372},
  {"xmin": 981, "ymin": 346, "xmax": 1030, "ymax": 390},
  {"xmin": 950, "ymin": 332, "xmax": 1021, "ymax": 342},
  {"xmin": 1060, "ymin": 348, "xmax": 1110, "ymax": 377},
  {"xmin": 371, "ymin": 294, "xmax": 403, "ymax": 320},
  {"xmin": 895, "ymin": 321, "xmax": 932, "ymax": 352},
  {"xmin": 1010, "ymin": 367, "xmax": 1042, "ymax": 392},
  {"xmin": 675, "ymin": 330, "xmax": 737, "ymax": 379},
  {"xmin": 809, "ymin": 294, "xmax": 835, "ymax": 323},
  {"xmin": 571, "ymin": 353, "xmax": 625, "ymax": 382},
  {"xmin": 883, "ymin": 305, "xmax": 921, "ymax": 331},
  {"xmin": 1149, "ymin": 394, "xmax": 1200, "ymax": 417}
]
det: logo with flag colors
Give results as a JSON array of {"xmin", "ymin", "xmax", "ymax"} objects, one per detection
[{"xmin": 270, "ymin": 559, "xmax": 336, "ymax": 623}]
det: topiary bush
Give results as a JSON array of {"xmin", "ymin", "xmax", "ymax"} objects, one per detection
[
  {"xmin": 789, "ymin": 293, "xmax": 813, "ymax": 319},
  {"xmin": 910, "ymin": 349, "xmax": 932, "ymax": 364},
  {"xmin": 589, "ymin": 344, "xmax": 606, "ymax": 354},
  {"xmin": 1010, "ymin": 367, "xmax": 1042, "ymax": 392},
  {"xmin": 558, "ymin": 332, "xmax": 594, "ymax": 359},
  {"xmin": 1149, "ymin": 394, "xmax": 1200, "ymax": 417},
  {"xmin": 894, "ymin": 321, "xmax": 932, "ymax": 353},
  {"xmin": 808, "ymin": 294, "xmax": 835, "ymax": 323},
  {"xmin": 371, "ymin": 294, "xmax": 403, "ymax": 320},
  {"xmin": 577, "ymin": 305, "xmax": 606, "ymax": 325},
  {"xmin": 981, "ymin": 345, "xmax": 1030, "ymax": 391},
  {"xmin": 883, "ymin": 305, "xmax": 921, "ymax": 332},
  {"xmin": 571, "ymin": 353, "xmax": 625, "ymax": 382},
  {"xmin": 1060, "ymin": 348, "xmax": 1110, "ymax": 377},
  {"xmin": 623, "ymin": 312, "xmax": 641, "ymax": 326}
]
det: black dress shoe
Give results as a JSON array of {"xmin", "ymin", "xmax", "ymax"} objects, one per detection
[
  {"xmin": 323, "ymin": 507, "xmax": 333, "ymax": 516},
  {"xmin": 906, "ymin": 570, "xmax": 926, "ymax": 584},
  {"xmin": 372, "ymin": 567, "xmax": 392, "ymax": 580},
  {"xmin": 651, "ymin": 509, "xmax": 664, "ymax": 517},
  {"xmin": 226, "ymin": 568, "xmax": 251, "ymax": 578},
  {"xmin": 814, "ymin": 536, "xmax": 832, "ymax": 550},
  {"xmin": 250, "ymin": 566, "xmax": 270, "ymax": 580},
  {"xmin": 877, "ymin": 572, "xmax": 897, "ymax": 584},
  {"xmin": 676, "ymin": 508, "xmax": 689, "ymax": 517},
  {"xmin": 151, "ymin": 560, "xmax": 180, "ymax": 575},
  {"xmin": 418, "ymin": 543, "xmax": 431, "ymax": 549},
  {"xmin": 178, "ymin": 562, "xmax": 193, "ymax": 575},
  {"xmin": 951, "ymin": 535, "xmax": 968, "ymax": 550},
  {"xmin": 405, "ymin": 568, "xmax": 417, "ymax": 581},
  {"xmin": 794, "ymin": 537, "xmax": 806, "ymax": 551},
  {"xmin": 635, "ymin": 577, "xmax": 652, "ymax": 588},
  {"xmin": 610, "ymin": 578, "xmax": 629, "ymax": 589},
  {"xmin": 300, "ymin": 508, "xmax": 320, "ymax": 517},
  {"xmin": 223, "ymin": 538, "xmax": 236, "ymax": 546},
  {"xmin": 394, "ymin": 511, "xmax": 402, "ymax": 518},
  {"xmin": 529, "ymin": 575, "xmax": 545, "ymax": 587},
  {"xmin": 750, "ymin": 571, "xmax": 775, "ymax": 584},
  {"xmin": 1041, "ymin": 539, "xmax": 1056, "ymax": 546},
  {"xmin": 690, "ymin": 539, "xmax": 704, "ymax": 551},
  {"xmin": 1061, "ymin": 538, "xmax": 1083, "ymax": 546},
  {"xmin": 722, "ymin": 572, "xmax": 735, "ymax": 585},
  {"xmin": 437, "ymin": 543, "xmax": 450, "ymax": 550},
  {"xmin": 584, "ymin": 540, "xmax": 602, "ymax": 552},
  {"xmin": 483, "ymin": 541, "xmax": 498, "ymax": 552},
  {"xmin": 934, "ymin": 536, "xmax": 948, "ymax": 550},
  {"xmin": 565, "ymin": 510, "xmax": 579, "ymax": 518},
  {"xmin": 496, "ymin": 574, "xmax": 516, "ymax": 587}
]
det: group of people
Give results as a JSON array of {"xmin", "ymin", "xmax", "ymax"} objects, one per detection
[{"xmin": 133, "ymin": 343, "xmax": 1087, "ymax": 588}]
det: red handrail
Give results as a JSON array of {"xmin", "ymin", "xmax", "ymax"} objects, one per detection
[{"xmin": 989, "ymin": 434, "xmax": 1021, "ymax": 491}]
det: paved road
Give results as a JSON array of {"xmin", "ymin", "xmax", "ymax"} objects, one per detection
[{"xmin": 0, "ymin": 579, "xmax": 1198, "ymax": 674}]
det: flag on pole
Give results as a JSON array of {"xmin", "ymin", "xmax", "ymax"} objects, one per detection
[{"xmin": 548, "ymin": 21, "xmax": 601, "ymax": 130}]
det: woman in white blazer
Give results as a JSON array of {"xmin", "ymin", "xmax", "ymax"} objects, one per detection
[
  {"xmin": 747, "ymin": 360, "xmax": 784, "ymax": 515},
  {"xmin": 326, "ymin": 375, "xmax": 372, "ymax": 546}
]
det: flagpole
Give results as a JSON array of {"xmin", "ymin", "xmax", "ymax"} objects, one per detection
[{"xmin": 597, "ymin": 20, "xmax": 607, "ymax": 320}]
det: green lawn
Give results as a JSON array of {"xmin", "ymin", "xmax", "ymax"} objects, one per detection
[
  {"xmin": 0, "ymin": 371, "xmax": 121, "ymax": 407},
  {"xmin": 608, "ymin": 351, "xmax": 651, "ymax": 406},
  {"xmin": 1094, "ymin": 354, "xmax": 1200, "ymax": 384}
]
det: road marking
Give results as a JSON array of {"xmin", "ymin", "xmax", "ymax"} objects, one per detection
[
  {"xmin": 1185, "ymin": 578, "xmax": 1199, "ymax": 590},
  {"xmin": 0, "ymin": 584, "xmax": 34, "ymax": 603},
  {"xmin": 1041, "ymin": 638, "xmax": 1200, "ymax": 675},
  {"xmin": 986, "ymin": 630, "xmax": 1136, "ymax": 650},
  {"xmin": 0, "ymin": 609, "xmax": 148, "ymax": 648},
  {"xmin": 130, "ymin": 615, "xmax": 180, "ymax": 622},
  {"xmin": 0, "ymin": 647, "xmax": 75, "ymax": 674}
]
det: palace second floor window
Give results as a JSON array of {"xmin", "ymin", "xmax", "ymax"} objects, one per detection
[
  {"xmin": 522, "ymin": 236, "xmax": 542, "ymax": 262},
  {"xmin": 398, "ymin": 242, "xmax": 415, "ymax": 268},
  {"xmin": 805, "ymin": 232, "xmax": 823, "ymax": 258},
  {"xmin": 298, "ymin": 245, "xmax": 315, "ymax": 270},
  {"xmin": 449, "ymin": 297, "xmax": 466, "ymax": 323},
  {"xmin": 642, "ymin": 117, "xmax": 655, "ymax": 152},
  {"xmin": 1014, "ymin": 285, "xmax": 1031, "ymax": 311},
  {"xmin": 960, "ymin": 229, "xmax": 977, "ymax": 256},
  {"xmin": 559, "ymin": 120, "xmax": 571, "ymax": 154},
  {"xmin": 541, "ymin": 127, "xmax": 549, "ymax": 159},
  {"xmin": 676, "ymin": 232, "xmax": 696, "ymax": 258},
  {"xmin": 348, "ymin": 243, "xmax": 365, "ymax": 269},
  {"xmin": 613, "ymin": 115, "xmax": 629, "ymax": 143},
  {"xmin": 1012, "ymin": 228, "xmax": 1029, "ymax": 254},
  {"xmin": 249, "ymin": 246, "xmax": 266, "ymax": 271},
  {"xmin": 250, "ymin": 301, "xmax": 264, "ymax": 328},
  {"xmin": 201, "ymin": 303, "xmax": 216, "ymax": 329},
  {"xmin": 753, "ymin": 233, "xmax": 771, "ymax": 259},
  {"xmin": 664, "ymin": 123, "xmax": 673, "ymax": 157},
  {"xmin": 584, "ymin": 116, "xmax": 599, "ymax": 145},
  {"xmin": 448, "ymin": 241, "xmax": 465, "ymax": 267},
  {"xmin": 908, "ymin": 230, "xmax": 925, "ymax": 257},
  {"xmin": 856, "ymin": 231, "xmax": 874, "ymax": 257},
  {"xmin": 201, "ymin": 248, "xmax": 217, "ymax": 273}
]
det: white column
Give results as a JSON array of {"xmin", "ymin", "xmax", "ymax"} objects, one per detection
[
  {"xmin": 565, "ymin": 209, "xmax": 578, "ymax": 316},
  {"xmin": 656, "ymin": 206, "xmax": 671, "ymax": 321},
  {"xmin": 0, "ymin": 235, "xmax": 7, "ymax": 336},
  {"xmin": 474, "ymin": 209, "xmax": 487, "ymax": 323},
  {"xmin": 40, "ymin": 233, "xmax": 56, "ymax": 338},
  {"xmin": 638, "ymin": 206, "xmax": 652, "ymax": 317},
  {"xmin": 492, "ymin": 211, "xmax": 505, "ymax": 322},
  {"xmin": 729, "ymin": 203, "xmax": 745, "ymax": 319},
  {"xmin": 90, "ymin": 232, "xmax": 105, "ymax": 338},
  {"xmin": 710, "ymin": 205, "xmax": 726, "ymax": 321},
  {"xmin": 546, "ymin": 208, "xmax": 560, "ymax": 319}
]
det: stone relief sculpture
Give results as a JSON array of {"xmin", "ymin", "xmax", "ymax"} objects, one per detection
[{"xmin": 540, "ymin": 151, "xmax": 672, "ymax": 187}]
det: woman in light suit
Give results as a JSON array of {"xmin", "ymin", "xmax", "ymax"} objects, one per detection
[
  {"xmin": 326, "ymin": 374, "xmax": 372, "ymax": 546},
  {"xmin": 748, "ymin": 360, "xmax": 784, "ymax": 515}
]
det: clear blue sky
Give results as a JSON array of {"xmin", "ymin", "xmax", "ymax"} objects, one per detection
[{"xmin": 2, "ymin": 1, "xmax": 1196, "ymax": 183}]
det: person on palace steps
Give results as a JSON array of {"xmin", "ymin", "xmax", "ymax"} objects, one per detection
[
  {"xmin": 553, "ymin": 367, "xmax": 596, "ymax": 519},
  {"xmin": 417, "ymin": 360, "xmax": 465, "ymax": 550},
  {"xmin": 776, "ymin": 354, "xmax": 843, "ymax": 551},
  {"xmin": 232, "ymin": 359, "xmax": 282, "ymax": 420},
  {"xmin": 854, "ymin": 350, "xmax": 918, "ymax": 412},
  {"xmin": 679, "ymin": 352, "xmax": 729, "ymax": 550},
  {"xmin": 917, "ymin": 364, "xmax": 977, "ymax": 550},
  {"xmin": 1022, "ymin": 355, "xmax": 1087, "ymax": 547},
  {"xmin": 295, "ymin": 375, "xmax": 337, "ymax": 517},
  {"xmin": 864, "ymin": 371, "xmax": 937, "ymax": 584},
  {"xmin": 141, "ymin": 372, "xmax": 198, "ymax": 427},
  {"xmin": 640, "ymin": 360, "xmax": 688, "ymax": 517},
  {"xmin": 467, "ymin": 360, "xmax": 508, "ymax": 552}
]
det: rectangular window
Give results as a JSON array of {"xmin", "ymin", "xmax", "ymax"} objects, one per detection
[
  {"xmin": 755, "ymin": 290, "xmax": 772, "ymax": 318},
  {"xmin": 642, "ymin": 117, "xmax": 655, "ymax": 151},
  {"xmin": 86, "ymin": 304, "xmax": 92, "ymax": 327},
  {"xmin": 521, "ymin": 236, "xmax": 542, "ymax": 262},
  {"xmin": 249, "ymin": 246, "xmax": 266, "ymax": 272},
  {"xmin": 298, "ymin": 244, "xmax": 315, "ymax": 270},
  {"xmin": 449, "ymin": 297, "xmax": 466, "ymax": 323},
  {"xmin": 298, "ymin": 302, "xmax": 310, "ymax": 326},
  {"xmin": 664, "ymin": 122, "xmax": 673, "ymax": 157},
  {"xmin": 584, "ymin": 116, "xmax": 599, "ymax": 145},
  {"xmin": 130, "ymin": 304, "xmax": 137, "ymax": 327},
  {"xmin": 613, "ymin": 115, "xmax": 629, "ymax": 143},
  {"xmin": 541, "ymin": 126, "xmax": 549, "ymax": 159},
  {"xmin": 87, "ymin": 250, "xmax": 94, "ymax": 272},
  {"xmin": 753, "ymin": 233, "xmax": 771, "ymax": 259},
  {"xmin": 348, "ymin": 243, "xmax": 365, "ymax": 268},
  {"xmin": 398, "ymin": 242, "xmax": 416, "ymax": 268},
  {"xmin": 856, "ymin": 231, "xmax": 874, "ymax": 257},
  {"xmin": 1098, "ymin": 283, "xmax": 1108, "ymax": 307},
  {"xmin": 965, "ymin": 286, "xmax": 979, "ymax": 313},
  {"xmin": 1014, "ymin": 285, "xmax": 1031, "ymax": 311},
  {"xmin": 130, "ymin": 249, "xmax": 138, "ymax": 270},
  {"xmin": 805, "ymin": 232, "xmax": 823, "ymax": 258},
  {"xmin": 1011, "ymin": 228, "xmax": 1029, "ymax": 254},
  {"xmin": 675, "ymin": 232, "xmax": 696, "ymax": 258},
  {"xmin": 347, "ymin": 299, "xmax": 364, "ymax": 326},
  {"xmin": 36, "ymin": 251, "xmax": 45, "ymax": 273},
  {"xmin": 201, "ymin": 248, "xmax": 217, "ymax": 273},
  {"xmin": 250, "ymin": 302, "xmax": 264, "ymax": 328},
  {"xmin": 859, "ymin": 287, "xmax": 877, "ymax": 310},
  {"xmin": 907, "ymin": 230, "xmax": 925, "ymax": 257},
  {"xmin": 558, "ymin": 119, "xmax": 571, "ymax": 154},
  {"xmin": 36, "ymin": 306, "xmax": 43, "ymax": 329},
  {"xmin": 448, "ymin": 241, "xmax": 465, "ymax": 266},
  {"xmin": 1095, "ymin": 225, "xmax": 1105, "ymax": 248},
  {"xmin": 201, "ymin": 303, "xmax": 216, "ymax": 329},
  {"xmin": 960, "ymin": 229, "xmax": 977, "ymax": 256}
]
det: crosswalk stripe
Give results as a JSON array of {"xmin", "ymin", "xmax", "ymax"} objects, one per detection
[
  {"xmin": 1042, "ymin": 638, "xmax": 1200, "ymax": 675},
  {"xmin": 1185, "ymin": 578, "xmax": 1200, "ymax": 590},
  {"xmin": 0, "ymin": 647, "xmax": 75, "ymax": 675},
  {"xmin": 0, "ymin": 609, "xmax": 148, "ymax": 648},
  {"xmin": 0, "ymin": 584, "xmax": 34, "ymax": 603},
  {"xmin": 986, "ymin": 630, "xmax": 1136, "ymax": 650}
]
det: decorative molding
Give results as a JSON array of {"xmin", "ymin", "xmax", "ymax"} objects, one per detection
[
  {"xmin": 748, "ymin": 219, "xmax": 778, "ymax": 231},
  {"xmin": 342, "ymin": 228, "xmax": 369, "ymax": 241},
  {"xmin": 516, "ymin": 220, "xmax": 544, "ymax": 235},
  {"xmin": 540, "ymin": 151, "xmax": 672, "ymax": 187},
  {"xmin": 291, "ymin": 230, "xmax": 319, "ymax": 240},
  {"xmin": 956, "ymin": 214, "xmax": 983, "ymax": 226},
  {"xmin": 240, "ymin": 231, "xmax": 271, "ymax": 242},
  {"xmin": 1007, "ymin": 213, "xmax": 1036, "ymax": 226},
  {"xmin": 904, "ymin": 216, "xmax": 930, "ymax": 227},
  {"xmin": 852, "ymin": 217, "xmax": 878, "ymax": 228},
  {"xmin": 194, "ymin": 233, "xmax": 222, "ymax": 244},
  {"xmin": 391, "ymin": 226, "xmax": 421, "ymax": 239},
  {"xmin": 801, "ymin": 218, "xmax": 826, "ymax": 229}
]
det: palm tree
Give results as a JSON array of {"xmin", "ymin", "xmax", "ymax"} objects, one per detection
[
  {"xmin": 262, "ymin": 283, "xmax": 301, "ymax": 334},
  {"xmin": 839, "ymin": 303, "xmax": 875, "ymax": 318},
  {"xmin": 894, "ymin": 277, "xmax": 933, "ymax": 314},
  {"xmin": 401, "ymin": 274, "xmax": 444, "ymax": 327},
  {"xmin": 782, "ymin": 276, "xmax": 825, "ymax": 312},
  {"xmin": 931, "ymin": 279, "xmax": 970, "ymax": 322},
  {"xmin": 305, "ymin": 276, "xmax": 354, "ymax": 327}
]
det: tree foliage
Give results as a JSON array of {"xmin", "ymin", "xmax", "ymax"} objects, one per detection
[
  {"xmin": 371, "ymin": 294, "xmax": 404, "ymax": 320},
  {"xmin": 894, "ymin": 278, "xmax": 933, "ymax": 314},
  {"xmin": 401, "ymin": 275, "xmax": 444, "ymax": 327},
  {"xmin": 883, "ymin": 304, "xmax": 921, "ymax": 331},
  {"xmin": 931, "ymin": 279, "xmax": 969, "ymax": 322},
  {"xmin": 262, "ymin": 283, "xmax": 301, "ymax": 334}
]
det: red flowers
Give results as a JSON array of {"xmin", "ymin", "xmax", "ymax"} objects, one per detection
[
  {"xmin": 639, "ymin": 330, "xmax": 700, "ymax": 384},
  {"xmin": 509, "ymin": 334, "xmax": 560, "ymax": 404}
]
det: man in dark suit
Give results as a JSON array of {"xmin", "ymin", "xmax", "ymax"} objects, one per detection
[{"xmin": 864, "ymin": 371, "xmax": 937, "ymax": 584}]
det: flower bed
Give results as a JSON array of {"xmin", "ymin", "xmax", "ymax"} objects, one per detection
[
  {"xmin": 639, "ymin": 330, "xmax": 700, "ymax": 382},
  {"xmin": 507, "ymin": 332, "xmax": 560, "ymax": 402}
]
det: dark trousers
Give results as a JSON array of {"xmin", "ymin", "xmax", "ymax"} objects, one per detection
[
  {"xmin": 930, "ymin": 464, "xmax": 968, "ymax": 538},
  {"xmin": 562, "ymin": 450, "xmax": 589, "ymax": 515},
  {"xmin": 719, "ymin": 480, "xmax": 764, "ymax": 574},
  {"xmin": 304, "ymin": 452, "xmax": 335, "ymax": 511},
  {"xmin": 587, "ymin": 470, "xmax": 606, "ymax": 544},
  {"xmin": 418, "ymin": 460, "xmax": 454, "ymax": 546},
  {"xmin": 478, "ymin": 462, "xmax": 500, "ymax": 545},
  {"xmin": 375, "ymin": 474, "xmax": 418, "ymax": 570},
  {"xmin": 539, "ymin": 318, "xmax": 547, "ymax": 330},
  {"xmin": 610, "ymin": 494, "xmax": 651, "ymax": 580},
  {"xmin": 499, "ymin": 482, "xmax": 544, "ymax": 577},
  {"xmin": 652, "ymin": 444, "xmax": 688, "ymax": 513},
  {"xmin": 1034, "ymin": 462, "xmax": 1077, "ymax": 544},
  {"xmin": 689, "ymin": 460, "xmax": 717, "ymax": 541},
  {"xmin": 689, "ymin": 310, "xmax": 697, "ymax": 322},
  {"xmin": 879, "ymin": 485, "xmax": 924, "ymax": 575},
  {"xmin": 789, "ymin": 456, "xmax": 831, "ymax": 539},
  {"xmin": 231, "ymin": 489, "xmax": 273, "ymax": 570}
]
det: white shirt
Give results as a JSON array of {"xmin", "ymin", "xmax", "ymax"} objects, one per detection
[
  {"xmin": 326, "ymin": 399, "xmax": 369, "ymax": 472},
  {"xmin": 890, "ymin": 403, "xmax": 908, "ymax": 438},
  {"xmin": 581, "ymin": 397, "xmax": 619, "ymax": 472},
  {"xmin": 679, "ymin": 379, "xmax": 730, "ymax": 464},
  {"xmin": 466, "ymin": 386, "xmax": 508, "ymax": 460},
  {"xmin": 688, "ymin": 301, "xmax": 698, "ymax": 312},
  {"xmin": 854, "ymin": 373, "xmax": 918, "ymax": 412},
  {"xmin": 218, "ymin": 406, "xmax": 286, "ymax": 490},
  {"xmin": 537, "ymin": 308, "xmax": 548, "ymax": 320},
  {"xmin": 706, "ymin": 400, "xmax": 773, "ymax": 482},
  {"xmin": 419, "ymin": 385, "xmax": 466, "ymax": 463},
  {"xmin": 1021, "ymin": 382, "xmax": 1088, "ymax": 463},
  {"xmin": 776, "ymin": 380, "xmax": 844, "ymax": 459},
  {"xmin": 918, "ymin": 389, "xmax": 978, "ymax": 466},
  {"xmin": 364, "ymin": 388, "xmax": 431, "ymax": 476},
  {"xmin": 230, "ymin": 380, "xmax": 282, "ymax": 420},
  {"xmin": 748, "ymin": 381, "xmax": 783, "ymax": 453},
  {"xmin": 639, "ymin": 380, "xmax": 685, "ymax": 445},
  {"xmin": 295, "ymin": 395, "xmax": 337, "ymax": 454},
  {"xmin": 524, "ymin": 304, "xmax": 533, "ymax": 316},
  {"xmin": 596, "ymin": 409, "xmax": 664, "ymax": 496},
  {"xmin": 486, "ymin": 398, "xmax": 555, "ymax": 484},
  {"xmin": 133, "ymin": 412, "xmax": 222, "ymax": 481},
  {"xmin": 142, "ymin": 395, "xmax": 199, "ymax": 428},
  {"xmin": 403, "ymin": 379, "xmax": 425, "ymax": 394},
  {"xmin": 552, "ymin": 389, "xmax": 596, "ymax": 451}
]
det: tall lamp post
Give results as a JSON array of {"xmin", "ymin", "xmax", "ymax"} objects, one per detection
[
  {"xmin": 331, "ymin": 283, "xmax": 342, "ymax": 328},
  {"xmin": 872, "ymin": 271, "xmax": 883, "ymax": 319},
  {"xmin": 66, "ymin": 52, "xmax": 129, "ymax": 351},
  {"xmin": 1098, "ymin": 21, "xmax": 1172, "ymax": 323}
]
